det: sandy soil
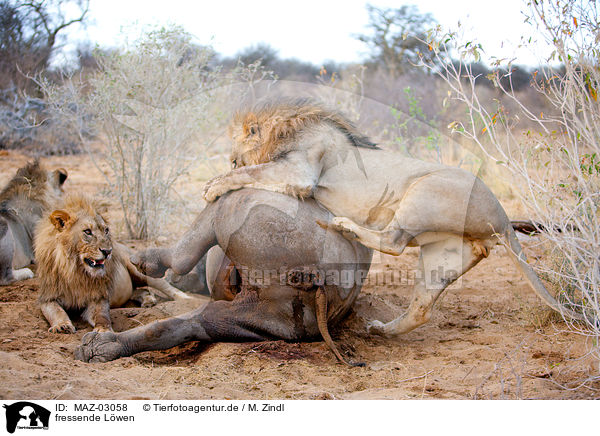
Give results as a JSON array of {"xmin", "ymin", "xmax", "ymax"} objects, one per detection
[{"xmin": 0, "ymin": 150, "xmax": 598, "ymax": 400}]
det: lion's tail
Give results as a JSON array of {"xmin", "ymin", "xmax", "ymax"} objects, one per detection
[{"xmin": 503, "ymin": 226, "xmax": 583, "ymax": 320}]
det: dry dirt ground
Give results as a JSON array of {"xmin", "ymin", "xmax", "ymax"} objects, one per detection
[{"xmin": 0, "ymin": 150, "xmax": 598, "ymax": 400}]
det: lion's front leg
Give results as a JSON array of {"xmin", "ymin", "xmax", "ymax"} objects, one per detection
[
  {"xmin": 203, "ymin": 158, "xmax": 319, "ymax": 203},
  {"xmin": 40, "ymin": 301, "xmax": 76, "ymax": 334},
  {"xmin": 82, "ymin": 299, "xmax": 113, "ymax": 332},
  {"xmin": 203, "ymin": 173, "xmax": 247, "ymax": 203}
]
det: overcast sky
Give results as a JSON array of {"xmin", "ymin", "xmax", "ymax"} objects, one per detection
[{"xmin": 61, "ymin": 0, "xmax": 551, "ymax": 66}]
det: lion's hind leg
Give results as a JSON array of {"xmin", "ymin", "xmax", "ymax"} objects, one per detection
[
  {"xmin": 368, "ymin": 235, "xmax": 486, "ymax": 337},
  {"xmin": 0, "ymin": 267, "xmax": 33, "ymax": 285},
  {"xmin": 11, "ymin": 267, "xmax": 34, "ymax": 281},
  {"xmin": 318, "ymin": 217, "xmax": 411, "ymax": 256},
  {"xmin": 0, "ymin": 221, "xmax": 32, "ymax": 285}
]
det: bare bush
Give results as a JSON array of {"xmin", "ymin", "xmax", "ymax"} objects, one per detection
[
  {"xmin": 0, "ymin": 85, "xmax": 81, "ymax": 154},
  {"xmin": 421, "ymin": 1, "xmax": 600, "ymax": 371},
  {"xmin": 40, "ymin": 27, "xmax": 273, "ymax": 239}
]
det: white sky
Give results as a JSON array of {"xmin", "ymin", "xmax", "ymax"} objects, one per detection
[{"xmin": 60, "ymin": 0, "xmax": 551, "ymax": 66}]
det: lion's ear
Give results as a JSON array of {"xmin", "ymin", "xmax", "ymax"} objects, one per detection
[
  {"xmin": 91, "ymin": 198, "xmax": 110, "ymax": 215},
  {"xmin": 245, "ymin": 112, "xmax": 258, "ymax": 124},
  {"xmin": 53, "ymin": 168, "xmax": 68, "ymax": 187},
  {"xmin": 49, "ymin": 210, "xmax": 71, "ymax": 231},
  {"xmin": 243, "ymin": 113, "xmax": 259, "ymax": 136}
]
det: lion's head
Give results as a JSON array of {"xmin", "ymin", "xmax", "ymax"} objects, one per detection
[
  {"xmin": 49, "ymin": 200, "xmax": 112, "ymax": 278},
  {"xmin": 228, "ymin": 110, "xmax": 264, "ymax": 168},
  {"xmin": 227, "ymin": 99, "xmax": 377, "ymax": 169},
  {"xmin": 35, "ymin": 194, "xmax": 116, "ymax": 307}
]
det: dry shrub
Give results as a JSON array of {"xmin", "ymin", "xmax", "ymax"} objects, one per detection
[
  {"xmin": 0, "ymin": 86, "xmax": 81, "ymax": 154},
  {"xmin": 40, "ymin": 26, "xmax": 274, "ymax": 239},
  {"xmin": 421, "ymin": 1, "xmax": 600, "ymax": 372}
]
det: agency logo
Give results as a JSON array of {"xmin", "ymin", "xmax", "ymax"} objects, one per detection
[{"xmin": 2, "ymin": 402, "xmax": 50, "ymax": 433}]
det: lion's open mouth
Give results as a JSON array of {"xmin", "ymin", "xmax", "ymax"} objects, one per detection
[{"xmin": 84, "ymin": 258, "xmax": 105, "ymax": 269}]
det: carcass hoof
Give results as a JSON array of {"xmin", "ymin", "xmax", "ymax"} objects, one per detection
[
  {"xmin": 74, "ymin": 331, "xmax": 124, "ymax": 363},
  {"xmin": 130, "ymin": 249, "xmax": 168, "ymax": 278}
]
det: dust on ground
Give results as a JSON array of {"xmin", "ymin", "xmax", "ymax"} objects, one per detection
[{"xmin": 0, "ymin": 151, "xmax": 598, "ymax": 400}]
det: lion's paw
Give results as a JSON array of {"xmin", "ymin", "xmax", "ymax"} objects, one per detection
[
  {"xmin": 130, "ymin": 249, "xmax": 168, "ymax": 278},
  {"xmin": 331, "ymin": 216, "xmax": 353, "ymax": 227},
  {"xmin": 202, "ymin": 176, "xmax": 231, "ymax": 203},
  {"xmin": 13, "ymin": 268, "xmax": 34, "ymax": 281},
  {"xmin": 74, "ymin": 331, "xmax": 124, "ymax": 363},
  {"xmin": 49, "ymin": 321, "xmax": 76, "ymax": 334},
  {"xmin": 327, "ymin": 217, "xmax": 359, "ymax": 241},
  {"xmin": 366, "ymin": 319, "xmax": 387, "ymax": 337}
]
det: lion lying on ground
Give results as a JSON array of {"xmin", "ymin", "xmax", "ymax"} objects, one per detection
[
  {"xmin": 35, "ymin": 193, "xmax": 190, "ymax": 334},
  {"xmin": 0, "ymin": 161, "xmax": 67, "ymax": 285},
  {"xmin": 202, "ymin": 99, "xmax": 581, "ymax": 338}
]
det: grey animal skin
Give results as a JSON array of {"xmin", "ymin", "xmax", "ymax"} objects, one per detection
[
  {"xmin": 75, "ymin": 189, "xmax": 372, "ymax": 364},
  {"xmin": 165, "ymin": 253, "xmax": 209, "ymax": 295}
]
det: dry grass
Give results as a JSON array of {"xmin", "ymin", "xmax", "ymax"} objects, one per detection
[{"xmin": 419, "ymin": 1, "xmax": 600, "ymax": 374}]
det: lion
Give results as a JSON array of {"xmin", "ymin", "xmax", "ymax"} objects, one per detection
[
  {"xmin": 0, "ymin": 161, "xmax": 67, "ymax": 285},
  {"xmin": 202, "ymin": 99, "xmax": 582, "ymax": 338},
  {"xmin": 35, "ymin": 193, "xmax": 190, "ymax": 334}
]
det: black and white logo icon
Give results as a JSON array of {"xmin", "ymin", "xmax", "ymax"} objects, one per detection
[{"xmin": 3, "ymin": 402, "xmax": 50, "ymax": 433}]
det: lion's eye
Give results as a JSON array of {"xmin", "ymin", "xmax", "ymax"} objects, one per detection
[
  {"xmin": 104, "ymin": 227, "xmax": 109, "ymax": 235},
  {"xmin": 231, "ymin": 159, "xmax": 237, "ymax": 169},
  {"xmin": 83, "ymin": 229, "xmax": 92, "ymax": 236},
  {"xmin": 249, "ymin": 126, "xmax": 257, "ymax": 135}
]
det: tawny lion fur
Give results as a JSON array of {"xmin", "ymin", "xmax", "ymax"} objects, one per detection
[
  {"xmin": 227, "ymin": 99, "xmax": 377, "ymax": 168},
  {"xmin": 0, "ymin": 161, "xmax": 67, "ymax": 285},
  {"xmin": 35, "ymin": 193, "xmax": 188, "ymax": 334},
  {"xmin": 203, "ymin": 99, "xmax": 581, "ymax": 338}
]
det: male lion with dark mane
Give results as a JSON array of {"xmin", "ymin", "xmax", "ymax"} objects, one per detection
[
  {"xmin": 202, "ymin": 99, "xmax": 580, "ymax": 338},
  {"xmin": 0, "ymin": 161, "xmax": 67, "ymax": 285},
  {"xmin": 35, "ymin": 193, "xmax": 189, "ymax": 334}
]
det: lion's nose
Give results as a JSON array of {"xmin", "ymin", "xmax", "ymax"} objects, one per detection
[{"xmin": 100, "ymin": 248, "xmax": 112, "ymax": 258}]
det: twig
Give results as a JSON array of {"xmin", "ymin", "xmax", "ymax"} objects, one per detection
[{"xmin": 397, "ymin": 369, "xmax": 434, "ymax": 383}]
